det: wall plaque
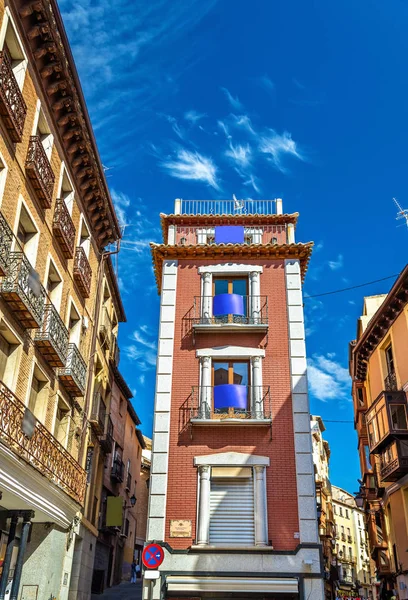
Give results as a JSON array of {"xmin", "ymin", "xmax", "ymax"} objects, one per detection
[{"xmin": 169, "ymin": 520, "xmax": 192, "ymax": 538}]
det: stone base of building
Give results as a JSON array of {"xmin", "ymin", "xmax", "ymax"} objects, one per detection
[{"xmin": 68, "ymin": 523, "xmax": 97, "ymax": 600}]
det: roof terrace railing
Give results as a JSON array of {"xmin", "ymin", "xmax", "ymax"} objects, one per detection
[{"xmin": 176, "ymin": 198, "xmax": 281, "ymax": 216}]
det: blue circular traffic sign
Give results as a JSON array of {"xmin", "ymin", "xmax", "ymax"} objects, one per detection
[{"xmin": 142, "ymin": 543, "xmax": 164, "ymax": 569}]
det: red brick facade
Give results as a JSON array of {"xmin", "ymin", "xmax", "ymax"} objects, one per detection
[{"xmin": 165, "ymin": 258, "xmax": 300, "ymax": 550}]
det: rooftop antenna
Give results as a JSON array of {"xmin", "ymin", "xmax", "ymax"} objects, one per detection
[
  {"xmin": 232, "ymin": 194, "xmax": 245, "ymax": 213},
  {"xmin": 393, "ymin": 197, "xmax": 408, "ymax": 228}
]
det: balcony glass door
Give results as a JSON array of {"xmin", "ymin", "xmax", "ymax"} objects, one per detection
[
  {"xmin": 213, "ymin": 277, "xmax": 247, "ymax": 323},
  {"xmin": 212, "ymin": 361, "xmax": 249, "ymax": 414}
]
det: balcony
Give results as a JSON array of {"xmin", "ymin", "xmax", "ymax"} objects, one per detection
[
  {"xmin": 189, "ymin": 385, "xmax": 272, "ymax": 425},
  {"xmin": 0, "ymin": 379, "xmax": 86, "ymax": 504},
  {"xmin": 0, "ymin": 211, "xmax": 13, "ymax": 276},
  {"xmin": 366, "ymin": 390, "xmax": 408, "ymax": 454},
  {"xmin": 192, "ymin": 295, "xmax": 268, "ymax": 331},
  {"xmin": 0, "ymin": 47, "xmax": 27, "ymax": 142},
  {"xmin": 25, "ymin": 136, "xmax": 55, "ymax": 209},
  {"xmin": 179, "ymin": 199, "xmax": 278, "ymax": 215},
  {"xmin": 384, "ymin": 371, "xmax": 398, "ymax": 392},
  {"xmin": 73, "ymin": 247, "xmax": 92, "ymax": 298},
  {"xmin": 53, "ymin": 199, "xmax": 76, "ymax": 258},
  {"xmin": 99, "ymin": 307, "xmax": 112, "ymax": 349},
  {"xmin": 341, "ymin": 533, "xmax": 346, "ymax": 541},
  {"xmin": 0, "ymin": 252, "xmax": 46, "ymax": 328},
  {"xmin": 58, "ymin": 343, "xmax": 87, "ymax": 397},
  {"xmin": 100, "ymin": 416, "xmax": 113, "ymax": 454},
  {"xmin": 34, "ymin": 304, "xmax": 69, "ymax": 368},
  {"xmin": 111, "ymin": 457, "xmax": 124, "ymax": 483},
  {"xmin": 174, "ymin": 224, "xmax": 287, "ymax": 245},
  {"xmin": 90, "ymin": 392, "xmax": 106, "ymax": 435},
  {"xmin": 375, "ymin": 550, "xmax": 392, "ymax": 576},
  {"xmin": 367, "ymin": 512, "xmax": 388, "ymax": 555},
  {"xmin": 380, "ymin": 439, "xmax": 408, "ymax": 482},
  {"xmin": 347, "ymin": 535, "xmax": 353, "ymax": 544}
]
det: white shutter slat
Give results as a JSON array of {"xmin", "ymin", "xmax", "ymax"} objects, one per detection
[{"xmin": 209, "ymin": 477, "xmax": 255, "ymax": 545}]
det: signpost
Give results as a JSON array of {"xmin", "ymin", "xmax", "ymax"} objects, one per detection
[{"xmin": 142, "ymin": 544, "xmax": 164, "ymax": 600}]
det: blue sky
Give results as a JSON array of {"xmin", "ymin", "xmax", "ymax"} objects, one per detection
[{"xmin": 59, "ymin": 0, "xmax": 408, "ymax": 494}]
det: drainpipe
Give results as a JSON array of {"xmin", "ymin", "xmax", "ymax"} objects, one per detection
[{"xmin": 78, "ymin": 242, "xmax": 120, "ymax": 466}]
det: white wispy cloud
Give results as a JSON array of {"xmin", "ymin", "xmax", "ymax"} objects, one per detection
[
  {"xmin": 125, "ymin": 327, "xmax": 157, "ymax": 371},
  {"xmin": 225, "ymin": 142, "xmax": 252, "ymax": 168},
  {"xmin": 218, "ymin": 120, "xmax": 231, "ymax": 139},
  {"xmin": 160, "ymin": 114, "xmax": 185, "ymax": 140},
  {"xmin": 184, "ymin": 110, "xmax": 206, "ymax": 124},
  {"xmin": 161, "ymin": 148, "xmax": 220, "ymax": 189},
  {"xmin": 308, "ymin": 353, "xmax": 350, "ymax": 401},
  {"xmin": 328, "ymin": 254, "xmax": 343, "ymax": 270},
  {"xmin": 111, "ymin": 188, "xmax": 130, "ymax": 227},
  {"xmin": 259, "ymin": 129, "xmax": 304, "ymax": 172},
  {"xmin": 314, "ymin": 242, "xmax": 324, "ymax": 252},
  {"xmin": 243, "ymin": 174, "xmax": 261, "ymax": 194},
  {"xmin": 221, "ymin": 87, "xmax": 243, "ymax": 111},
  {"xmin": 258, "ymin": 74, "xmax": 275, "ymax": 94},
  {"xmin": 231, "ymin": 114, "xmax": 256, "ymax": 136}
]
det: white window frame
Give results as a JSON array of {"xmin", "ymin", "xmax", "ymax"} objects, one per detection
[
  {"xmin": 0, "ymin": 151, "xmax": 8, "ymax": 208},
  {"xmin": 0, "ymin": 7, "xmax": 28, "ymax": 90},
  {"xmin": 13, "ymin": 196, "xmax": 40, "ymax": 267},
  {"xmin": 52, "ymin": 391, "xmax": 71, "ymax": 449},
  {"xmin": 194, "ymin": 452, "xmax": 269, "ymax": 548},
  {"xmin": 32, "ymin": 101, "xmax": 54, "ymax": 160},
  {"xmin": 0, "ymin": 317, "xmax": 22, "ymax": 392},
  {"xmin": 78, "ymin": 214, "xmax": 91, "ymax": 257},
  {"xmin": 26, "ymin": 359, "xmax": 49, "ymax": 424},
  {"xmin": 43, "ymin": 254, "xmax": 63, "ymax": 312},
  {"xmin": 65, "ymin": 296, "xmax": 81, "ymax": 347},
  {"xmin": 57, "ymin": 161, "xmax": 75, "ymax": 216}
]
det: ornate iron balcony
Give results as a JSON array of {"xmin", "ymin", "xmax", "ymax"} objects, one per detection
[
  {"xmin": 0, "ymin": 379, "xmax": 86, "ymax": 504},
  {"xmin": 58, "ymin": 343, "xmax": 87, "ymax": 397},
  {"xmin": 0, "ymin": 47, "xmax": 27, "ymax": 142},
  {"xmin": 189, "ymin": 385, "xmax": 272, "ymax": 422},
  {"xmin": 34, "ymin": 304, "xmax": 69, "ymax": 368},
  {"xmin": 0, "ymin": 211, "xmax": 13, "ymax": 276},
  {"xmin": 380, "ymin": 439, "xmax": 408, "ymax": 482},
  {"xmin": 53, "ymin": 199, "xmax": 76, "ymax": 258},
  {"xmin": 90, "ymin": 391, "xmax": 106, "ymax": 435},
  {"xmin": 193, "ymin": 295, "xmax": 268, "ymax": 328},
  {"xmin": 111, "ymin": 457, "xmax": 124, "ymax": 482},
  {"xmin": 100, "ymin": 416, "xmax": 113, "ymax": 454},
  {"xmin": 384, "ymin": 371, "xmax": 397, "ymax": 392},
  {"xmin": 74, "ymin": 247, "xmax": 92, "ymax": 298},
  {"xmin": 0, "ymin": 252, "xmax": 46, "ymax": 328},
  {"xmin": 25, "ymin": 135, "xmax": 55, "ymax": 208}
]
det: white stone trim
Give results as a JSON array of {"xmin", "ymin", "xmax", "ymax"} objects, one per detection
[
  {"xmin": 147, "ymin": 260, "xmax": 177, "ymax": 541},
  {"xmin": 194, "ymin": 452, "xmax": 270, "ymax": 467},
  {"xmin": 196, "ymin": 346, "xmax": 265, "ymax": 359},
  {"xmin": 285, "ymin": 259, "xmax": 318, "ymax": 545},
  {"xmin": 166, "ymin": 576, "xmax": 299, "ymax": 593},
  {"xmin": 198, "ymin": 264, "xmax": 263, "ymax": 275}
]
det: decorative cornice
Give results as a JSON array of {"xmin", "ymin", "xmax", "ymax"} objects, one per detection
[
  {"xmin": 160, "ymin": 212, "xmax": 299, "ymax": 244},
  {"xmin": 352, "ymin": 265, "xmax": 408, "ymax": 381},
  {"xmin": 150, "ymin": 241, "xmax": 313, "ymax": 293},
  {"xmin": 15, "ymin": 0, "xmax": 121, "ymax": 248}
]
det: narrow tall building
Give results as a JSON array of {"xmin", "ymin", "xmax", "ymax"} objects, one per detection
[
  {"xmin": 350, "ymin": 267, "xmax": 408, "ymax": 599},
  {"xmin": 146, "ymin": 198, "xmax": 323, "ymax": 600}
]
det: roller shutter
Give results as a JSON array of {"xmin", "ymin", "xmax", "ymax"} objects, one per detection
[{"xmin": 209, "ymin": 476, "xmax": 255, "ymax": 545}]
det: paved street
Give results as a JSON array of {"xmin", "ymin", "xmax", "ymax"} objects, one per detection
[{"xmin": 92, "ymin": 581, "xmax": 143, "ymax": 600}]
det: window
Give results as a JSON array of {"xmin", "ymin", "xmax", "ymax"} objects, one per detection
[
  {"xmin": 124, "ymin": 518, "xmax": 130, "ymax": 537},
  {"xmin": 345, "ymin": 509, "xmax": 349, "ymax": 518},
  {"xmin": 79, "ymin": 218, "xmax": 90, "ymax": 257},
  {"xmin": 212, "ymin": 277, "xmax": 248, "ymax": 323},
  {"xmin": 53, "ymin": 396, "xmax": 70, "ymax": 447},
  {"xmin": 0, "ymin": 324, "xmax": 21, "ymax": 391},
  {"xmin": 15, "ymin": 202, "xmax": 39, "ymax": 266},
  {"xmin": 333, "ymin": 505, "xmax": 337, "ymax": 514},
  {"xmin": 27, "ymin": 364, "xmax": 49, "ymax": 422},
  {"xmin": 385, "ymin": 344, "xmax": 395, "ymax": 375},
  {"xmin": 0, "ymin": 154, "xmax": 7, "ymax": 208},
  {"xmin": 349, "ymin": 547, "xmax": 352, "ymax": 558},
  {"xmin": 45, "ymin": 258, "xmax": 62, "ymax": 311},
  {"xmin": 0, "ymin": 9, "xmax": 28, "ymax": 89},
  {"xmin": 126, "ymin": 459, "xmax": 131, "ymax": 490},
  {"xmin": 341, "ymin": 526, "xmax": 344, "ymax": 533},
  {"xmin": 33, "ymin": 105, "xmax": 53, "ymax": 161},
  {"xmin": 67, "ymin": 300, "xmax": 81, "ymax": 347},
  {"xmin": 212, "ymin": 360, "xmax": 249, "ymax": 413},
  {"xmin": 339, "ymin": 507, "xmax": 343, "ymax": 517},
  {"xmin": 58, "ymin": 165, "xmax": 74, "ymax": 215},
  {"xmin": 390, "ymin": 404, "xmax": 408, "ymax": 430}
]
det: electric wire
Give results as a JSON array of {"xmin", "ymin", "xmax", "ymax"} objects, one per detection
[{"xmin": 304, "ymin": 274, "xmax": 399, "ymax": 299}]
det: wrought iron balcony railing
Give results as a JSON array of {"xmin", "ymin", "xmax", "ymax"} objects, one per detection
[
  {"xmin": 58, "ymin": 343, "xmax": 87, "ymax": 397},
  {"xmin": 384, "ymin": 371, "xmax": 398, "ymax": 392},
  {"xmin": 34, "ymin": 303, "xmax": 69, "ymax": 368},
  {"xmin": 193, "ymin": 295, "xmax": 268, "ymax": 327},
  {"xmin": 53, "ymin": 199, "xmax": 76, "ymax": 258},
  {"xmin": 90, "ymin": 391, "xmax": 106, "ymax": 435},
  {"xmin": 0, "ymin": 211, "xmax": 13, "ymax": 276},
  {"xmin": 74, "ymin": 247, "xmax": 92, "ymax": 298},
  {"xmin": 174, "ymin": 224, "xmax": 287, "ymax": 246},
  {"xmin": 100, "ymin": 416, "xmax": 113, "ymax": 454},
  {"xmin": 179, "ymin": 199, "xmax": 278, "ymax": 215},
  {"xmin": 99, "ymin": 307, "xmax": 112, "ymax": 348},
  {"xmin": 111, "ymin": 457, "xmax": 124, "ymax": 482},
  {"xmin": 0, "ymin": 379, "xmax": 86, "ymax": 504},
  {"xmin": 0, "ymin": 252, "xmax": 46, "ymax": 328},
  {"xmin": 190, "ymin": 385, "xmax": 272, "ymax": 422},
  {"xmin": 380, "ymin": 439, "xmax": 408, "ymax": 482},
  {"xmin": 25, "ymin": 135, "xmax": 55, "ymax": 208},
  {"xmin": 0, "ymin": 47, "xmax": 27, "ymax": 142}
]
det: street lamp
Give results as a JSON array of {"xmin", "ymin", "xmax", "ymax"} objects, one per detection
[
  {"xmin": 355, "ymin": 491, "xmax": 364, "ymax": 509},
  {"xmin": 124, "ymin": 494, "xmax": 137, "ymax": 509}
]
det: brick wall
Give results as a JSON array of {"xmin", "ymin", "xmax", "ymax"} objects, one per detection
[{"xmin": 165, "ymin": 258, "xmax": 300, "ymax": 550}]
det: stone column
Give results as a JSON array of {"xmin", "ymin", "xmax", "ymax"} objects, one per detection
[
  {"xmin": 174, "ymin": 198, "xmax": 181, "ymax": 214},
  {"xmin": 287, "ymin": 222, "xmax": 295, "ymax": 244},
  {"xmin": 10, "ymin": 514, "xmax": 33, "ymax": 600},
  {"xmin": 168, "ymin": 225, "xmax": 176, "ymax": 245},
  {"xmin": 254, "ymin": 466, "xmax": 268, "ymax": 546},
  {"xmin": 251, "ymin": 356, "xmax": 263, "ymax": 419},
  {"xmin": 200, "ymin": 356, "xmax": 211, "ymax": 418},
  {"xmin": 196, "ymin": 465, "xmax": 211, "ymax": 546},
  {"xmin": 276, "ymin": 198, "xmax": 283, "ymax": 214},
  {"xmin": 0, "ymin": 514, "xmax": 18, "ymax": 600},
  {"xmin": 249, "ymin": 272, "xmax": 261, "ymax": 324},
  {"xmin": 201, "ymin": 272, "xmax": 212, "ymax": 323}
]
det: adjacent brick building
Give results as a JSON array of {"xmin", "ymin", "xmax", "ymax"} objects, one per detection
[{"xmin": 145, "ymin": 198, "xmax": 324, "ymax": 600}]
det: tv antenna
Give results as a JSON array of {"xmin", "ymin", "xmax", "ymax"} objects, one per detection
[
  {"xmin": 232, "ymin": 194, "xmax": 245, "ymax": 213},
  {"xmin": 393, "ymin": 197, "xmax": 408, "ymax": 228}
]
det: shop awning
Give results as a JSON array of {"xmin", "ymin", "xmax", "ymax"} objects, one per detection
[{"xmin": 166, "ymin": 576, "xmax": 299, "ymax": 593}]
